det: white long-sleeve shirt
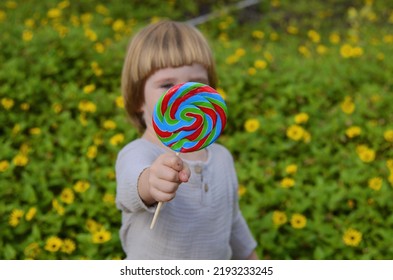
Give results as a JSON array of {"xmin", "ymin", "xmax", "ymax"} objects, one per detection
[{"xmin": 116, "ymin": 138, "xmax": 257, "ymax": 259}]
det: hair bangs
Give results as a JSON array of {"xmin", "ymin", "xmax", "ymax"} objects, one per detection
[{"xmin": 137, "ymin": 22, "xmax": 214, "ymax": 82}]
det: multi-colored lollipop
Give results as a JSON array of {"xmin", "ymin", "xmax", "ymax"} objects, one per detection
[
  {"xmin": 150, "ymin": 82, "xmax": 228, "ymax": 229},
  {"xmin": 152, "ymin": 82, "xmax": 227, "ymax": 153}
]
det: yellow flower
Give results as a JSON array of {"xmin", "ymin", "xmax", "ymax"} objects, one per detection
[
  {"xmin": 84, "ymin": 28, "xmax": 97, "ymax": 41},
  {"xmin": 94, "ymin": 135, "xmax": 104, "ymax": 146},
  {"xmin": 83, "ymin": 84, "xmax": 96, "ymax": 94},
  {"xmin": 60, "ymin": 188, "xmax": 75, "ymax": 204},
  {"xmin": 91, "ymin": 62, "xmax": 103, "ymax": 76},
  {"xmin": 270, "ymin": 32, "xmax": 279, "ymax": 41},
  {"xmin": 340, "ymin": 44, "xmax": 353, "ymax": 58},
  {"xmin": 110, "ymin": 133, "xmax": 125, "ymax": 146},
  {"xmin": 384, "ymin": 129, "xmax": 393, "ymax": 143},
  {"xmin": 5, "ymin": 1, "xmax": 17, "ymax": 9},
  {"xmin": 356, "ymin": 145, "xmax": 376, "ymax": 163},
  {"xmin": 389, "ymin": 174, "xmax": 393, "ymax": 187},
  {"xmin": 316, "ymin": 45, "xmax": 328, "ymax": 55},
  {"xmin": 345, "ymin": 126, "xmax": 362, "ymax": 138},
  {"xmin": 286, "ymin": 25, "xmax": 298, "ymax": 35},
  {"xmin": 226, "ymin": 55, "xmax": 238, "ymax": 65},
  {"xmin": 52, "ymin": 103, "xmax": 62, "ymax": 113},
  {"xmin": 45, "ymin": 236, "xmax": 63, "ymax": 252},
  {"xmin": 235, "ymin": 48, "xmax": 246, "ymax": 57},
  {"xmin": 0, "ymin": 10, "xmax": 7, "ymax": 22},
  {"xmin": 112, "ymin": 19, "xmax": 125, "ymax": 32},
  {"xmin": 271, "ymin": 0, "xmax": 280, "ymax": 7},
  {"xmin": 24, "ymin": 242, "xmax": 41, "ymax": 259},
  {"xmin": 92, "ymin": 229, "xmax": 112, "ymax": 244},
  {"xmin": 29, "ymin": 127, "xmax": 41, "ymax": 135},
  {"xmin": 307, "ymin": 29, "xmax": 320, "ymax": 43},
  {"xmin": 79, "ymin": 113, "xmax": 88, "ymax": 126},
  {"xmin": 115, "ymin": 96, "xmax": 124, "ymax": 108},
  {"xmin": 216, "ymin": 88, "xmax": 227, "ymax": 100},
  {"xmin": 218, "ymin": 32, "xmax": 229, "ymax": 43},
  {"xmin": 107, "ymin": 170, "xmax": 115, "ymax": 180},
  {"xmin": 343, "ymin": 228, "xmax": 362, "ymax": 247},
  {"xmin": 254, "ymin": 59, "xmax": 267, "ymax": 69},
  {"xmin": 340, "ymin": 44, "xmax": 363, "ymax": 58},
  {"xmin": 340, "ymin": 96, "xmax": 355, "ymax": 114},
  {"xmin": 302, "ymin": 130, "xmax": 311, "ymax": 143},
  {"xmin": 294, "ymin": 112, "xmax": 309, "ymax": 124},
  {"xmin": 1, "ymin": 97, "xmax": 14, "ymax": 109},
  {"xmin": 298, "ymin": 45, "xmax": 311, "ymax": 57},
  {"xmin": 52, "ymin": 199, "xmax": 65, "ymax": 215},
  {"xmin": 244, "ymin": 118, "xmax": 260, "ymax": 133},
  {"xmin": 252, "ymin": 30, "xmax": 264, "ymax": 39},
  {"xmin": 95, "ymin": 42, "xmax": 105, "ymax": 53},
  {"xmin": 47, "ymin": 8, "xmax": 62, "ymax": 18},
  {"xmin": 61, "ymin": 239, "xmax": 76, "ymax": 254},
  {"xmin": 351, "ymin": 46, "xmax": 363, "ymax": 57},
  {"xmin": 81, "ymin": 13, "xmax": 93, "ymax": 24},
  {"xmin": 368, "ymin": 177, "xmax": 382, "ymax": 191},
  {"xmin": 290, "ymin": 213, "xmax": 307, "ymax": 229},
  {"xmin": 264, "ymin": 51, "xmax": 274, "ymax": 62},
  {"xmin": 13, "ymin": 154, "xmax": 28, "ymax": 166},
  {"xmin": 272, "ymin": 211, "xmax": 287, "ymax": 226},
  {"xmin": 86, "ymin": 219, "xmax": 102, "ymax": 233},
  {"xmin": 238, "ymin": 184, "xmax": 246, "ymax": 197},
  {"xmin": 280, "ymin": 177, "xmax": 295, "ymax": 188},
  {"xmin": 22, "ymin": 30, "xmax": 33, "ymax": 42},
  {"xmin": 73, "ymin": 180, "xmax": 90, "ymax": 193},
  {"xmin": 103, "ymin": 193, "xmax": 115, "ymax": 204},
  {"xmin": 248, "ymin": 67, "xmax": 256, "ymax": 76},
  {"xmin": 286, "ymin": 125, "xmax": 305, "ymax": 141},
  {"xmin": 9, "ymin": 209, "xmax": 24, "ymax": 227},
  {"xmin": 383, "ymin": 35, "xmax": 393, "ymax": 43},
  {"xmin": 96, "ymin": 4, "xmax": 109, "ymax": 15},
  {"xmin": 386, "ymin": 159, "xmax": 393, "ymax": 171},
  {"xmin": 57, "ymin": 1, "xmax": 70, "ymax": 9},
  {"xmin": 86, "ymin": 145, "xmax": 97, "ymax": 159},
  {"xmin": 25, "ymin": 207, "xmax": 37, "ymax": 221},
  {"xmin": 103, "ymin": 120, "xmax": 116, "ymax": 130},
  {"xmin": 0, "ymin": 160, "xmax": 10, "ymax": 172},
  {"xmin": 20, "ymin": 102, "xmax": 30, "ymax": 110},
  {"xmin": 285, "ymin": 164, "xmax": 298, "ymax": 175},
  {"xmin": 78, "ymin": 100, "xmax": 97, "ymax": 113}
]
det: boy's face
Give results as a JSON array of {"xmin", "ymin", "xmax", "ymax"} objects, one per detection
[{"xmin": 142, "ymin": 63, "xmax": 209, "ymax": 139}]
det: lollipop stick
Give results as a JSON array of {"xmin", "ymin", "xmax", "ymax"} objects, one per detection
[
  {"xmin": 150, "ymin": 152, "xmax": 180, "ymax": 229},
  {"xmin": 150, "ymin": 201, "xmax": 162, "ymax": 229}
]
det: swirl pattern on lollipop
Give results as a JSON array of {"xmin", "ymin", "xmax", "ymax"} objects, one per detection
[{"xmin": 152, "ymin": 82, "xmax": 228, "ymax": 153}]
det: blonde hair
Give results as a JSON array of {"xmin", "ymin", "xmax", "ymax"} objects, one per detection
[{"xmin": 121, "ymin": 20, "xmax": 217, "ymax": 132}]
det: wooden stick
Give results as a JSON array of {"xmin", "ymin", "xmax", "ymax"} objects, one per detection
[
  {"xmin": 150, "ymin": 201, "xmax": 163, "ymax": 229},
  {"xmin": 150, "ymin": 152, "xmax": 180, "ymax": 229}
]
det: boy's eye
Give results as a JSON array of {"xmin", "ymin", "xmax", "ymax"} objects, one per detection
[{"xmin": 160, "ymin": 83, "xmax": 174, "ymax": 89}]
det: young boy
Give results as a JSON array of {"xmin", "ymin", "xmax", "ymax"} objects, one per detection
[{"xmin": 116, "ymin": 20, "xmax": 257, "ymax": 259}]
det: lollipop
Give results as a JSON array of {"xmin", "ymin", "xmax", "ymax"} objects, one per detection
[
  {"xmin": 152, "ymin": 82, "xmax": 227, "ymax": 153},
  {"xmin": 150, "ymin": 82, "xmax": 228, "ymax": 229}
]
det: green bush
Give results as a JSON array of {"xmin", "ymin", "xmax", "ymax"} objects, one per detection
[{"xmin": 1, "ymin": 0, "xmax": 393, "ymax": 259}]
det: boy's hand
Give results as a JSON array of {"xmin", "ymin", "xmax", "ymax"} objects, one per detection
[{"xmin": 147, "ymin": 153, "xmax": 190, "ymax": 203}]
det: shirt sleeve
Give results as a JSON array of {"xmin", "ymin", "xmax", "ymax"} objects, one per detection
[
  {"xmin": 115, "ymin": 141, "xmax": 157, "ymax": 214},
  {"xmin": 226, "ymin": 149, "xmax": 257, "ymax": 259},
  {"xmin": 230, "ymin": 203, "xmax": 257, "ymax": 259}
]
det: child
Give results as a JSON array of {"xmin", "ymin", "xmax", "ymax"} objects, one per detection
[{"xmin": 116, "ymin": 20, "xmax": 257, "ymax": 259}]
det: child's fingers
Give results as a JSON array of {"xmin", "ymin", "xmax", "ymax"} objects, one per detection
[
  {"xmin": 149, "ymin": 179, "xmax": 179, "ymax": 202},
  {"xmin": 152, "ymin": 164, "xmax": 181, "ymax": 183},
  {"xmin": 178, "ymin": 164, "xmax": 190, "ymax": 183},
  {"xmin": 161, "ymin": 154, "xmax": 184, "ymax": 172}
]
